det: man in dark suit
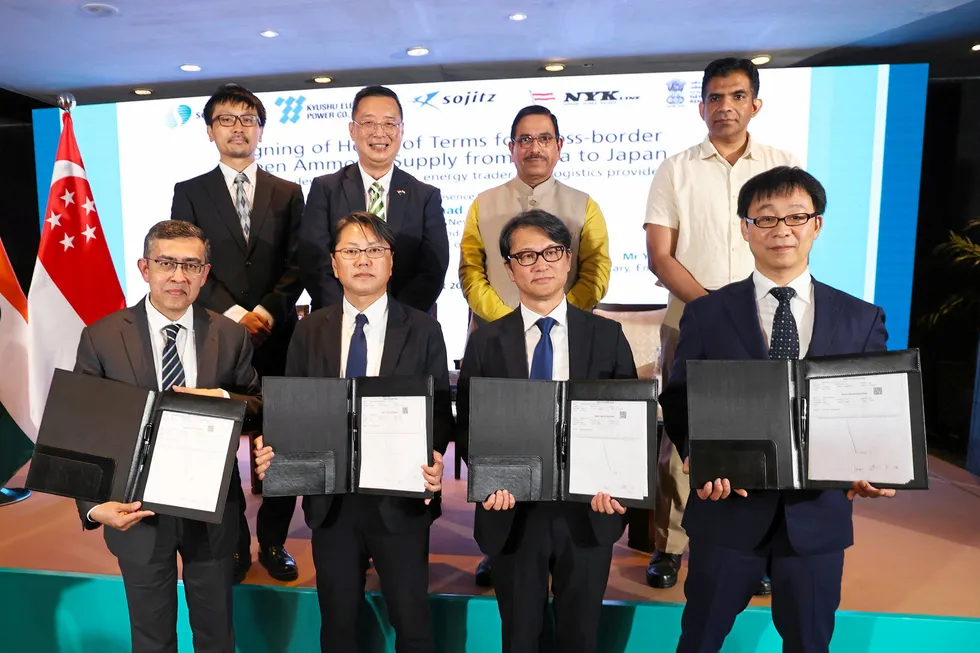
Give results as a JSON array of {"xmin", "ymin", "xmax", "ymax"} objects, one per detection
[
  {"xmin": 456, "ymin": 209, "xmax": 637, "ymax": 653},
  {"xmin": 171, "ymin": 83, "xmax": 303, "ymax": 583},
  {"xmin": 75, "ymin": 220, "xmax": 261, "ymax": 653},
  {"xmin": 297, "ymin": 85, "xmax": 449, "ymax": 312},
  {"xmin": 255, "ymin": 211, "xmax": 451, "ymax": 653},
  {"xmin": 660, "ymin": 167, "xmax": 896, "ymax": 653}
]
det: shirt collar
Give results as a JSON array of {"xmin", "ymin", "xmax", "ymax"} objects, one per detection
[
  {"xmin": 511, "ymin": 175, "xmax": 557, "ymax": 197},
  {"xmin": 359, "ymin": 164, "xmax": 395, "ymax": 196},
  {"xmin": 145, "ymin": 296, "xmax": 195, "ymax": 333},
  {"xmin": 752, "ymin": 268, "xmax": 813, "ymax": 304},
  {"xmin": 520, "ymin": 298, "xmax": 568, "ymax": 333},
  {"xmin": 218, "ymin": 160, "xmax": 258, "ymax": 187},
  {"xmin": 342, "ymin": 293, "xmax": 389, "ymax": 329},
  {"xmin": 698, "ymin": 133, "xmax": 757, "ymax": 161}
]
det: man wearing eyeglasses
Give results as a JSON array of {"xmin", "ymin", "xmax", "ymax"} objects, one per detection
[
  {"xmin": 74, "ymin": 220, "xmax": 261, "ymax": 653},
  {"xmin": 456, "ymin": 209, "xmax": 636, "ymax": 653},
  {"xmin": 253, "ymin": 211, "xmax": 452, "ymax": 653},
  {"xmin": 171, "ymin": 83, "xmax": 304, "ymax": 585},
  {"xmin": 642, "ymin": 58, "xmax": 801, "ymax": 593},
  {"xmin": 298, "ymin": 85, "xmax": 450, "ymax": 313}
]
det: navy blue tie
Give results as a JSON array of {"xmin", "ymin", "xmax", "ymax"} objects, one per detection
[
  {"xmin": 345, "ymin": 313, "xmax": 368, "ymax": 378},
  {"xmin": 529, "ymin": 317, "xmax": 556, "ymax": 380},
  {"xmin": 161, "ymin": 324, "xmax": 185, "ymax": 391},
  {"xmin": 769, "ymin": 287, "xmax": 800, "ymax": 360}
]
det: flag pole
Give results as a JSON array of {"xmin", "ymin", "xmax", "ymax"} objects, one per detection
[{"xmin": 0, "ymin": 91, "xmax": 77, "ymax": 508}]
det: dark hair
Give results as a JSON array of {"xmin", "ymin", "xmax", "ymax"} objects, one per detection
[
  {"xmin": 144, "ymin": 220, "xmax": 210, "ymax": 263},
  {"xmin": 701, "ymin": 58, "xmax": 760, "ymax": 100},
  {"xmin": 352, "ymin": 85, "xmax": 403, "ymax": 120},
  {"xmin": 498, "ymin": 210, "xmax": 572, "ymax": 259},
  {"xmin": 510, "ymin": 105, "xmax": 561, "ymax": 141},
  {"xmin": 334, "ymin": 211, "xmax": 396, "ymax": 250},
  {"xmin": 203, "ymin": 83, "xmax": 266, "ymax": 127},
  {"xmin": 737, "ymin": 167, "xmax": 827, "ymax": 218}
]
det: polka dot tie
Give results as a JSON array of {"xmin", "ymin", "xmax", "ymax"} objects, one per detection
[{"xmin": 769, "ymin": 287, "xmax": 799, "ymax": 360}]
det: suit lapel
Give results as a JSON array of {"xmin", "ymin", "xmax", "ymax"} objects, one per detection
[
  {"xmin": 806, "ymin": 280, "xmax": 841, "ymax": 358},
  {"xmin": 380, "ymin": 298, "xmax": 409, "ymax": 376},
  {"xmin": 722, "ymin": 277, "xmax": 768, "ymax": 360},
  {"xmin": 194, "ymin": 307, "xmax": 219, "ymax": 387},
  {"xmin": 202, "ymin": 167, "xmax": 247, "ymax": 253},
  {"xmin": 323, "ymin": 305, "xmax": 344, "ymax": 378},
  {"xmin": 122, "ymin": 301, "xmax": 160, "ymax": 390},
  {"xmin": 246, "ymin": 169, "xmax": 275, "ymax": 258},
  {"xmin": 342, "ymin": 164, "xmax": 367, "ymax": 213},
  {"xmin": 497, "ymin": 311, "xmax": 529, "ymax": 379},
  {"xmin": 385, "ymin": 167, "xmax": 408, "ymax": 234},
  {"xmin": 565, "ymin": 305, "xmax": 591, "ymax": 380}
]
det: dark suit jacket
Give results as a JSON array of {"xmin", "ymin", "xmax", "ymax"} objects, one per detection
[
  {"xmin": 661, "ymin": 276, "xmax": 888, "ymax": 556},
  {"xmin": 297, "ymin": 164, "xmax": 449, "ymax": 313},
  {"xmin": 73, "ymin": 300, "xmax": 262, "ymax": 564},
  {"xmin": 457, "ymin": 304, "xmax": 638, "ymax": 556},
  {"xmin": 171, "ymin": 166, "xmax": 305, "ymax": 377},
  {"xmin": 285, "ymin": 297, "xmax": 454, "ymax": 533}
]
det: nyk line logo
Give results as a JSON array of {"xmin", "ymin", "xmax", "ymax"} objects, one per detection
[{"xmin": 564, "ymin": 90, "xmax": 639, "ymax": 103}]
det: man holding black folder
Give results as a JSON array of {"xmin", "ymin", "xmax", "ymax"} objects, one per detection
[
  {"xmin": 74, "ymin": 220, "xmax": 261, "ymax": 653},
  {"xmin": 456, "ymin": 210, "xmax": 637, "ymax": 653},
  {"xmin": 255, "ymin": 211, "xmax": 451, "ymax": 653},
  {"xmin": 660, "ymin": 167, "xmax": 895, "ymax": 653}
]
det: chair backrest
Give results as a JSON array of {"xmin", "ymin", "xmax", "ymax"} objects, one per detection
[{"xmin": 593, "ymin": 307, "xmax": 666, "ymax": 385}]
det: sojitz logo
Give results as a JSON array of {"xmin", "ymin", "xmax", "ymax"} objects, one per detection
[
  {"xmin": 164, "ymin": 105, "xmax": 192, "ymax": 129},
  {"xmin": 666, "ymin": 80, "xmax": 686, "ymax": 106},
  {"xmin": 413, "ymin": 90, "xmax": 496, "ymax": 109},
  {"xmin": 275, "ymin": 96, "xmax": 306, "ymax": 124}
]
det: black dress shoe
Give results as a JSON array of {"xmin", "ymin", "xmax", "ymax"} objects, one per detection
[
  {"xmin": 646, "ymin": 551, "xmax": 682, "ymax": 589},
  {"xmin": 233, "ymin": 552, "xmax": 251, "ymax": 585},
  {"xmin": 258, "ymin": 545, "xmax": 298, "ymax": 582},
  {"xmin": 474, "ymin": 555, "xmax": 493, "ymax": 587},
  {"xmin": 754, "ymin": 575, "xmax": 772, "ymax": 596}
]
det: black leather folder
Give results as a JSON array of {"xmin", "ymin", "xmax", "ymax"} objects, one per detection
[
  {"xmin": 465, "ymin": 378, "xmax": 658, "ymax": 508},
  {"xmin": 687, "ymin": 349, "xmax": 928, "ymax": 491},
  {"xmin": 262, "ymin": 375, "xmax": 434, "ymax": 500},
  {"xmin": 26, "ymin": 368, "xmax": 246, "ymax": 523}
]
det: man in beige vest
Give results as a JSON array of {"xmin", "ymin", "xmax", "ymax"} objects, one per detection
[
  {"xmin": 459, "ymin": 104, "xmax": 611, "ymax": 585},
  {"xmin": 643, "ymin": 57, "xmax": 800, "ymax": 593}
]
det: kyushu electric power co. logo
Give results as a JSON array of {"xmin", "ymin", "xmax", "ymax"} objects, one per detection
[
  {"xmin": 275, "ymin": 96, "xmax": 306, "ymax": 124},
  {"xmin": 164, "ymin": 105, "xmax": 192, "ymax": 129}
]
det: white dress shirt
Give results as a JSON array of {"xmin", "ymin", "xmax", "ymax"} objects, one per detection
[
  {"xmin": 753, "ymin": 268, "xmax": 815, "ymax": 357},
  {"xmin": 359, "ymin": 164, "xmax": 394, "ymax": 215},
  {"xmin": 520, "ymin": 299, "xmax": 570, "ymax": 381},
  {"xmin": 340, "ymin": 294, "xmax": 389, "ymax": 378},
  {"xmin": 145, "ymin": 297, "xmax": 198, "ymax": 390},
  {"xmin": 216, "ymin": 160, "xmax": 274, "ymax": 327}
]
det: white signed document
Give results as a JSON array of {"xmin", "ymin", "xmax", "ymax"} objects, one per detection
[
  {"xmin": 568, "ymin": 400, "xmax": 649, "ymax": 500},
  {"xmin": 141, "ymin": 411, "xmax": 236, "ymax": 513},
  {"xmin": 358, "ymin": 396, "xmax": 429, "ymax": 494},
  {"xmin": 806, "ymin": 373, "xmax": 914, "ymax": 484}
]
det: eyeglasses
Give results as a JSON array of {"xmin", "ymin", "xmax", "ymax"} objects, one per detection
[
  {"xmin": 213, "ymin": 114, "xmax": 261, "ymax": 128},
  {"xmin": 334, "ymin": 246, "xmax": 392, "ymax": 260},
  {"xmin": 353, "ymin": 120, "xmax": 402, "ymax": 136},
  {"xmin": 743, "ymin": 212, "xmax": 819, "ymax": 229},
  {"xmin": 513, "ymin": 134, "xmax": 557, "ymax": 148},
  {"xmin": 145, "ymin": 258, "xmax": 206, "ymax": 276},
  {"xmin": 506, "ymin": 245, "xmax": 567, "ymax": 267}
]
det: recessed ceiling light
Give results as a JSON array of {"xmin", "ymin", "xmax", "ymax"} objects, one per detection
[
  {"xmin": 312, "ymin": 76, "xmax": 333, "ymax": 84},
  {"xmin": 132, "ymin": 88, "xmax": 153, "ymax": 96},
  {"xmin": 260, "ymin": 30, "xmax": 279, "ymax": 38},
  {"xmin": 79, "ymin": 3, "xmax": 119, "ymax": 18},
  {"xmin": 179, "ymin": 64, "xmax": 201, "ymax": 72},
  {"xmin": 972, "ymin": 44, "xmax": 980, "ymax": 52},
  {"xmin": 509, "ymin": 13, "xmax": 527, "ymax": 21},
  {"xmin": 543, "ymin": 63, "xmax": 565, "ymax": 72},
  {"xmin": 406, "ymin": 46, "xmax": 430, "ymax": 57},
  {"xmin": 751, "ymin": 54, "xmax": 772, "ymax": 66}
]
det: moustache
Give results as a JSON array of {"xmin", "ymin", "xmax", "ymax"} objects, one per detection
[{"xmin": 524, "ymin": 154, "xmax": 546, "ymax": 162}]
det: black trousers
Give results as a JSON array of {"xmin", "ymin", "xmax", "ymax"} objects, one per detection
[
  {"xmin": 116, "ymin": 516, "xmax": 235, "ymax": 653},
  {"xmin": 489, "ymin": 503, "xmax": 614, "ymax": 653},
  {"xmin": 310, "ymin": 494, "xmax": 433, "ymax": 653},
  {"xmin": 678, "ymin": 505, "xmax": 845, "ymax": 653}
]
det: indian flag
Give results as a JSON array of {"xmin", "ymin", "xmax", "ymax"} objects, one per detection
[{"xmin": 0, "ymin": 236, "xmax": 34, "ymax": 484}]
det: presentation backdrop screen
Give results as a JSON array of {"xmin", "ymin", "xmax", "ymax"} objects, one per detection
[{"xmin": 33, "ymin": 64, "xmax": 927, "ymax": 361}]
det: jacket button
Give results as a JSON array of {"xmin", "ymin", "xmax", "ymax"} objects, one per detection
[{"xmin": 245, "ymin": 261, "xmax": 251, "ymax": 267}]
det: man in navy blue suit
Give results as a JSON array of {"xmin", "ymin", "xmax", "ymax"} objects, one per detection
[{"xmin": 660, "ymin": 166, "xmax": 896, "ymax": 653}]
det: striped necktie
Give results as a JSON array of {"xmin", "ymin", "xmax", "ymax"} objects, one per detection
[
  {"xmin": 161, "ymin": 324, "xmax": 186, "ymax": 391},
  {"xmin": 233, "ymin": 172, "xmax": 251, "ymax": 241},
  {"xmin": 368, "ymin": 181, "xmax": 386, "ymax": 220}
]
